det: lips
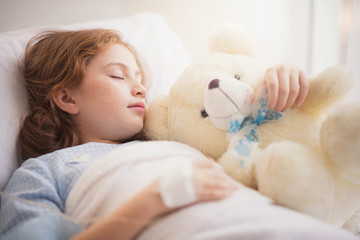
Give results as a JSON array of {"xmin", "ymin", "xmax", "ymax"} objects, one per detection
[{"xmin": 128, "ymin": 102, "xmax": 146, "ymax": 112}]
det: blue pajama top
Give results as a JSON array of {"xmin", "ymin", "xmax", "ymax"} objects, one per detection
[{"xmin": 0, "ymin": 142, "xmax": 122, "ymax": 240}]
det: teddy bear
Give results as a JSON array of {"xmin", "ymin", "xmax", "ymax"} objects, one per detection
[{"xmin": 143, "ymin": 24, "xmax": 360, "ymax": 232}]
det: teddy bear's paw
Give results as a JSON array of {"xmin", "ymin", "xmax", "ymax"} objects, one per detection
[
  {"xmin": 299, "ymin": 65, "xmax": 354, "ymax": 116},
  {"xmin": 320, "ymin": 102, "xmax": 360, "ymax": 184},
  {"xmin": 254, "ymin": 141, "xmax": 334, "ymax": 221}
]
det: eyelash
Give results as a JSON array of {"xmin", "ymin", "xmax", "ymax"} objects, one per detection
[{"xmin": 110, "ymin": 76, "xmax": 125, "ymax": 80}]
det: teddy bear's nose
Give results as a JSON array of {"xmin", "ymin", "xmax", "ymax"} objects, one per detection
[{"xmin": 209, "ymin": 79, "xmax": 220, "ymax": 89}]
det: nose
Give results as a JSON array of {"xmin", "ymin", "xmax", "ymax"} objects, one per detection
[
  {"xmin": 209, "ymin": 79, "xmax": 220, "ymax": 89},
  {"xmin": 132, "ymin": 81, "xmax": 147, "ymax": 98}
]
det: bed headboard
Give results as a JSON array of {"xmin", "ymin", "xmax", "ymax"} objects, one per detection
[{"xmin": 0, "ymin": 12, "xmax": 192, "ymax": 191}]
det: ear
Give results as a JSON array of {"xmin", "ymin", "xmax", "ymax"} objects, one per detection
[
  {"xmin": 143, "ymin": 95, "xmax": 170, "ymax": 140},
  {"xmin": 208, "ymin": 23, "xmax": 259, "ymax": 58},
  {"xmin": 52, "ymin": 89, "xmax": 79, "ymax": 115}
]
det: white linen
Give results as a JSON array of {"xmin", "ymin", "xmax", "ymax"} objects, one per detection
[
  {"xmin": 65, "ymin": 140, "xmax": 357, "ymax": 240},
  {"xmin": 65, "ymin": 141, "xmax": 271, "ymax": 239}
]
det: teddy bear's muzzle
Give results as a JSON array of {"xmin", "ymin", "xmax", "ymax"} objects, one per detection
[{"xmin": 203, "ymin": 77, "xmax": 254, "ymax": 130}]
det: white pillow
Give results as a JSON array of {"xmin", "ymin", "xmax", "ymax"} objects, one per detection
[{"xmin": 0, "ymin": 12, "xmax": 192, "ymax": 191}]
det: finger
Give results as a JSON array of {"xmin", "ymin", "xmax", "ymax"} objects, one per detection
[
  {"xmin": 193, "ymin": 158, "xmax": 216, "ymax": 168},
  {"xmin": 264, "ymin": 68, "xmax": 279, "ymax": 109},
  {"xmin": 295, "ymin": 71, "xmax": 309, "ymax": 106},
  {"xmin": 197, "ymin": 189, "xmax": 235, "ymax": 201},
  {"xmin": 282, "ymin": 71, "xmax": 300, "ymax": 111},
  {"xmin": 274, "ymin": 68, "xmax": 290, "ymax": 112},
  {"xmin": 198, "ymin": 175, "xmax": 238, "ymax": 190},
  {"xmin": 192, "ymin": 168, "xmax": 222, "ymax": 184},
  {"xmin": 193, "ymin": 169, "xmax": 238, "ymax": 189}
]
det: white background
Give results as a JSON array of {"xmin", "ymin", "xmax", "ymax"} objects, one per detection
[{"xmin": 0, "ymin": 0, "xmax": 359, "ymax": 102}]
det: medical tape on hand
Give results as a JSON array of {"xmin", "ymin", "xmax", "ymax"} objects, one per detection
[{"xmin": 158, "ymin": 160, "xmax": 197, "ymax": 208}]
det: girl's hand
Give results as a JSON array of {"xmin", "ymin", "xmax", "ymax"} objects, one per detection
[
  {"xmin": 262, "ymin": 64, "xmax": 309, "ymax": 112},
  {"xmin": 192, "ymin": 158, "xmax": 238, "ymax": 202},
  {"xmin": 154, "ymin": 158, "xmax": 238, "ymax": 215}
]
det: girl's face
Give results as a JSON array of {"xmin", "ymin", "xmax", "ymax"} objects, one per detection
[{"xmin": 72, "ymin": 43, "xmax": 147, "ymax": 144}]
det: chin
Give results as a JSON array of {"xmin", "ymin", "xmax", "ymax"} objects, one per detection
[
  {"xmin": 125, "ymin": 124, "xmax": 145, "ymax": 141},
  {"xmin": 123, "ymin": 129, "xmax": 145, "ymax": 142}
]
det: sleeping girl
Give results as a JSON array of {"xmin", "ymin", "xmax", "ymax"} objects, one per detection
[{"xmin": 0, "ymin": 29, "xmax": 357, "ymax": 240}]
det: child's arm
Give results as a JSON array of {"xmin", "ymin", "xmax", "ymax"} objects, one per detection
[
  {"xmin": 69, "ymin": 181, "xmax": 166, "ymax": 240},
  {"xmin": 262, "ymin": 64, "xmax": 309, "ymax": 112},
  {"xmin": 71, "ymin": 158, "xmax": 237, "ymax": 240}
]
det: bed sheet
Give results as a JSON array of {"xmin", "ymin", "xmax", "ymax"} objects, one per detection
[{"xmin": 66, "ymin": 141, "xmax": 357, "ymax": 240}]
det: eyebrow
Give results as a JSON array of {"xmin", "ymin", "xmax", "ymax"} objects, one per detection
[{"xmin": 104, "ymin": 62, "xmax": 141, "ymax": 77}]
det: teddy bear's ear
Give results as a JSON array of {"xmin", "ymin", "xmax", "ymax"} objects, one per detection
[
  {"xmin": 208, "ymin": 23, "xmax": 258, "ymax": 58},
  {"xmin": 143, "ymin": 95, "xmax": 170, "ymax": 140}
]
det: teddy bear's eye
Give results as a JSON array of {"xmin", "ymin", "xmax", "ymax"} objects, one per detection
[
  {"xmin": 201, "ymin": 109, "xmax": 208, "ymax": 118},
  {"xmin": 234, "ymin": 74, "xmax": 241, "ymax": 80}
]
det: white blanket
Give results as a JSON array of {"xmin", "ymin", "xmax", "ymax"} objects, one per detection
[{"xmin": 65, "ymin": 141, "xmax": 357, "ymax": 240}]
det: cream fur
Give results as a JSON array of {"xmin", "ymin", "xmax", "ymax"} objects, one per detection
[{"xmin": 144, "ymin": 24, "xmax": 360, "ymax": 233}]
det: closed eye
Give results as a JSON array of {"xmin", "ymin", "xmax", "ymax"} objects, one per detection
[{"xmin": 110, "ymin": 76, "xmax": 125, "ymax": 80}]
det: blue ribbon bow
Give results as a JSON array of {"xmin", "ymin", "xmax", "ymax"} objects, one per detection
[{"xmin": 226, "ymin": 87, "xmax": 284, "ymax": 168}]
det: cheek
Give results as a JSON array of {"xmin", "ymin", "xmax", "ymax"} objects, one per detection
[{"xmin": 90, "ymin": 81, "xmax": 128, "ymax": 104}]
